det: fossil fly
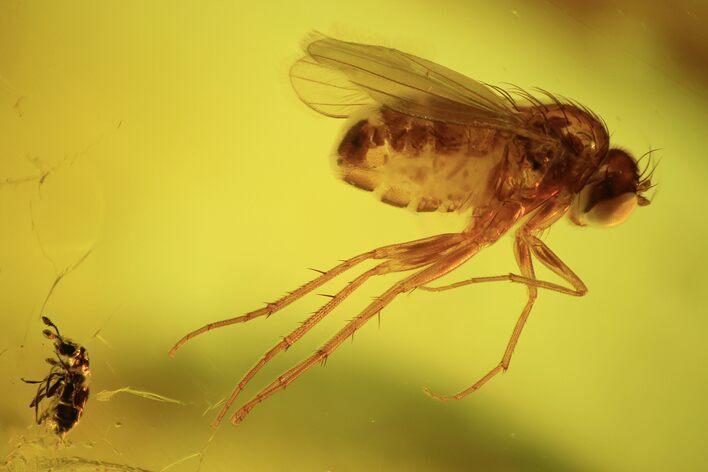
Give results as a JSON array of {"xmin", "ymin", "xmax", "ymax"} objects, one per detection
[
  {"xmin": 22, "ymin": 316, "xmax": 90, "ymax": 435},
  {"xmin": 170, "ymin": 34, "xmax": 654, "ymax": 426}
]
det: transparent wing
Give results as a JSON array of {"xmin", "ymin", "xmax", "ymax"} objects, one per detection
[
  {"xmin": 290, "ymin": 33, "xmax": 523, "ymax": 129},
  {"xmin": 290, "ymin": 56, "xmax": 376, "ymax": 118}
]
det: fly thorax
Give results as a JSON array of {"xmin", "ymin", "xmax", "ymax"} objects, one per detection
[{"xmin": 540, "ymin": 105, "xmax": 609, "ymax": 162}]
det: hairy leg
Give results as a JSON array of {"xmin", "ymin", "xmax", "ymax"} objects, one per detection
[
  {"xmin": 424, "ymin": 232, "xmax": 537, "ymax": 400},
  {"xmin": 229, "ymin": 242, "xmax": 481, "ymax": 424},
  {"xmin": 169, "ymin": 233, "xmax": 462, "ymax": 356},
  {"xmin": 424, "ymin": 203, "xmax": 585, "ymax": 401},
  {"xmin": 212, "ymin": 262, "xmax": 393, "ymax": 427}
]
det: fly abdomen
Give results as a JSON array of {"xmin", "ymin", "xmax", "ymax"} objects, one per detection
[
  {"xmin": 335, "ymin": 107, "xmax": 503, "ymax": 212},
  {"xmin": 337, "ymin": 119, "xmax": 386, "ymax": 168},
  {"xmin": 337, "ymin": 108, "xmax": 472, "ymax": 168}
]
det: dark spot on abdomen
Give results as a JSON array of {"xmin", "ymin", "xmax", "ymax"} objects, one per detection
[
  {"xmin": 408, "ymin": 123, "xmax": 431, "ymax": 152},
  {"xmin": 338, "ymin": 120, "xmax": 368, "ymax": 165},
  {"xmin": 337, "ymin": 120, "xmax": 385, "ymax": 167},
  {"xmin": 380, "ymin": 108, "xmax": 407, "ymax": 152},
  {"xmin": 433, "ymin": 121, "xmax": 465, "ymax": 154}
]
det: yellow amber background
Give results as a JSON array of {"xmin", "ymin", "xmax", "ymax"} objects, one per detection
[{"xmin": 1, "ymin": 1, "xmax": 706, "ymax": 471}]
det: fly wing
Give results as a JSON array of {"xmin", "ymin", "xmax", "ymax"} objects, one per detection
[
  {"xmin": 290, "ymin": 55, "xmax": 375, "ymax": 119},
  {"xmin": 290, "ymin": 33, "xmax": 523, "ymax": 130}
]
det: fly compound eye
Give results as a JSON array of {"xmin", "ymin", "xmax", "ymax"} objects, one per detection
[
  {"xmin": 570, "ymin": 185, "xmax": 638, "ymax": 226},
  {"xmin": 571, "ymin": 148, "xmax": 640, "ymax": 227},
  {"xmin": 582, "ymin": 190, "xmax": 638, "ymax": 226}
]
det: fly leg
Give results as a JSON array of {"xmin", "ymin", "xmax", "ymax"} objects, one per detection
[
  {"xmin": 169, "ymin": 252, "xmax": 372, "ymax": 356},
  {"xmin": 419, "ymin": 244, "xmax": 586, "ymax": 296},
  {"xmin": 213, "ymin": 234, "xmax": 465, "ymax": 426},
  {"xmin": 229, "ymin": 242, "xmax": 480, "ymax": 424},
  {"xmin": 421, "ymin": 200, "xmax": 585, "ymax": 297},
  {"xmin": 169, "ymin": 233, "xmax": 461, "ymax": 356},
  {"xmin": 213, "ymin": 262, "xmax": 395, "ymax": 427},
  {"xmin": 423, "ymin": 203, "xmax": 587, "ymax": 401},
  {"xmin": 423, "ymin": 233, "xmax": 538, "ymax": 401}
]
